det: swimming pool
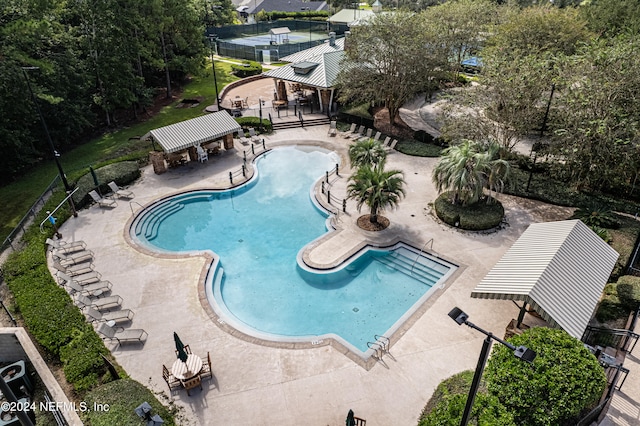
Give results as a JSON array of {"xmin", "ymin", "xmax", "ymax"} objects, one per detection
[{"xmin": 131, "ymin": 146, "xmax": 456, "ymax": 354}]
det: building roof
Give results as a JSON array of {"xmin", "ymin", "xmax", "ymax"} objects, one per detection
[
  {"xmin": 327, "ymin": 8, "xmax": 375, "ymax": 25},
  {"xmin": 246, "ymin": 0, "xmax": 328, "ymax": 14},
  {"xmin": 471, "ymin": 220, "xmax": 619, "ymax": 339},
  {"xmin": 269, "ymin": 27, "xmax": 291, "ymax": 35},
  {"xmin": 280, "ymin": 37, "xmax": 345, "ymax": 63},
  {"xmin": 262, "ymin": 50, "xmax": 344, "ymax": 88},
  {"xmin": 142, "ymin": 112, "xmax": 242, "ymax": 153}
]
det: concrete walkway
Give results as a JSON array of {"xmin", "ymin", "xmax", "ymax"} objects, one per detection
[{"xmin": 56, "ymin": 124, "xmax": 588, "ymax": 425}]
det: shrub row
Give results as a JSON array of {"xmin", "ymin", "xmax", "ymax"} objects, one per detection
[
  {"xmin": 236, "ymin": 116, "xmax": 272, "ymax": 133},
  {"xmin": 434, "ymin": 192, "xmax": 504, "ymax": 230},
  {"xmin": 597, "ymin": 275, "xmax": 640, "ymax": 321},
  {"xmin": 230, "ymin": 61, "xmax": 262, "ymax": 78},
  {"xmin": 71, "ymin": 161, "xmax": 141, "ymax": 209},
  {"xmin": 3, "ymin": 199, "xmax": 114, "ymax": 393}
]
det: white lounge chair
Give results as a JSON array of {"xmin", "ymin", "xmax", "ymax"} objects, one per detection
[
  {"xmin": 340, "ymin": 123, "xmax": 357, "ymax": 138},
  {"xmin": 52, "ymin": 260, "xmax": 94, "ymax": 277},
  {"xmin": 382, "ymin": 136, "xmax": 391, "ymax": 147},
  {"xmin": 372, "ymin": 131, "xmax": 381, "ymax": 142},
  {"xmin": 97, "ymin": 323, "xmax": 147, "ymax": 345},
  {"xmin": 52, "ymin": 249, "xmax": 93, "ymax": 267},
  {"xmin": 358, "ymin": 128, "xmax": 373, "ymax": 141},
  {"xmin": 75, "ymin": 294, "xmax": 122, "ymax": 311},
  {"xmin": 85, "ymin": 306, "xmax": 134, "ymax": 325},
  {"xmin": 248, "ymin": 128, "xmax": 260, "ymax": 143},
  {"xmin": 46, "ymin": 238, "xmax": 86, "ymax": 254},
  {"xmin": 89, "ymin": 190, "xmax": 117, "ymax": 208},
  {"xmin": 107, "ymin": 181, "xmax": 134, "ymax": 199},
  {"xmin": 63, "ymin": 276, "xmax": 112, "ymax": 296},
  {"xmin": 328, "ymin": 121, "xmax": 337, "ymax": 137},
  {"xmin": 385, "ymin": 139, "xmax": 399, "ymax": 152},
  {"xmin": 56, "ymin": 270, "xmax": 101, "ymax": 285}
]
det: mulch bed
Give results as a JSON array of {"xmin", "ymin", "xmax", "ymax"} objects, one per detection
[
  {"xmin": 372, "ymin": 106, "xmax": 416, "ymax": 140},
  {"xmin": 356, "ymin": 214, "xmax": 390, "ymax": 231}
]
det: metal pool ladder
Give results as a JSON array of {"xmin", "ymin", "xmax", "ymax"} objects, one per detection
[{"xmin": 410, "ymin": 238, "xmax": 434, "ymax": 274}]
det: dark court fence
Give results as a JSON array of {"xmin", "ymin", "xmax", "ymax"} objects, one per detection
[{"xmin": 207, "ymin": 20, "xmax": 347, "ymax": 62}]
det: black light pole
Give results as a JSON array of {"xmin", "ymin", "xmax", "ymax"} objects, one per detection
[
  {"xmin": 448, "ymin": 307, "xmax": 536, "ymax": 426},
  {"xmin": 208, "ymin": 36, "xmax": 221, "ymax": 111},
  {"xmin": 22, "ymin": 67, "xmax": 77, "ymax": 217}
]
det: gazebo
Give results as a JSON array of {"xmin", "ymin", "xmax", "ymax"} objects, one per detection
[
  {"xmin": 269, "ymin": 27, "xmax": 291, "ymax": 44},
  {"xmin": 142, "ymin": 111, "xmax": 241, "ymax": 173},
  {"xmin": 471, "ymin": 220, "xmax": 619, "ymax": 339},
  {"xmin": 262, "ymin": 41, "xmax": 345, "ymax": 115}
]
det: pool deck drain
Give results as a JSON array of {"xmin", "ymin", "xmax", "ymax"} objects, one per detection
[{"xmin": 56, "ymin": 125, "xmax": 581, "ymax": 426}]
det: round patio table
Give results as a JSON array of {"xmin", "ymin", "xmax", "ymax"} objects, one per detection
[{"xmin": 171, "ymin": 354, "xmax": 203, "ymax": 381}]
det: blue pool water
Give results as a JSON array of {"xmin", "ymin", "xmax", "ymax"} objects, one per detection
[{"xmin": 132, "ymin": 146, "xmax": 454, "ymax": 353}]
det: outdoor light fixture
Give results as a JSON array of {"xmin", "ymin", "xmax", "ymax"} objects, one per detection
[
  {"xmin": 448, "ymin": 307, "xmax": 536, "ymax": 426},
  {"xmin": 22, "ymin": 66, "xmax": 77, "ymax": 217},
  {"xmin": 207, "ymin": 35, "xmax": 221, "ymax": 111}
]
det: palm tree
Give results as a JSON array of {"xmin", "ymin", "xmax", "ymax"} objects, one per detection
[
  {"xmin": 347, "ymin": 163, "xmax": 406, "ymax": 224},
  {"xmin": 432, "ymin": 140, "xmax": 510, "ymax": 205},
  {"xmin": 348, "ymin": 138, "xmax": 387, "ymax": 168}
]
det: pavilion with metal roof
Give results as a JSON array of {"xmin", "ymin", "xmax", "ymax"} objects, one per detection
[
  {"xmin": 142, "ymin": 111, "xmax": 241, "ymax": 154},
  {"xmin": 262, "ymin": 49, "xmax": 344, "ymax": 115},
  {"xmin": 471, "ymin": 219, "xmax": 619, "ymax": 339}
]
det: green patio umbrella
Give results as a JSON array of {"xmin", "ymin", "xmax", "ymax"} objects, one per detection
[
  {"xmin": 89, "ymin": 166, "xmax": 99, "ymax": 188},
  {"xmin": 346, "ymin": 409, "xmax": 355, "ymax": 426},
  {"xmin": 174, "ymin": 332, "xmax": 188, "ymax": 363}
]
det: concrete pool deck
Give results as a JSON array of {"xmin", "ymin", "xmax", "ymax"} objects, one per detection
[{"xmin": 58, "ymin": 125, "xmax": 604, "ymax": 425}]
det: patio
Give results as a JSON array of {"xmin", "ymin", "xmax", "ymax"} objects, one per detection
[{"xmin": 57, "ymin": 125, "xmax": 592, "ymax": 425}]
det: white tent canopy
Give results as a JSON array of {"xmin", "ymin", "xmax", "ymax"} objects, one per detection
[
  {"xmin": 142, "ymin": 111, "xmax": 241, "ymax": 154},
  {"xmin": 471, "ymin": 220, "xmax": 619, "ymax": 339}
]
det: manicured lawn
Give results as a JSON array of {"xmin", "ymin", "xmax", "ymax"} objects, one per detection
[{"xmin": 0, "ymin": 60, "xmax": 238, "ymax": 242}]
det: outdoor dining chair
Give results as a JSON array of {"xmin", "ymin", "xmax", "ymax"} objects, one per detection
[
  {"xmin": 181, "ymin": 375, "xmax": 203, "ymax": 396},
  {"xmin": 162, "ymin": 365, "xmax": 181, "ymax": 392},
  {"xmin": 200, "ymin": 352, "xmax": 212, "ymax": 381}
]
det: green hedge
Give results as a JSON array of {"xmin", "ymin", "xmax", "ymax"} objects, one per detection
[
  {"xmin": 71, "ymin": 161, "xmax": 141, "ymax": 208},
  {"xmin": 3, "ymin": 213, "xmax": 116, "ymax": 393},
  {"xmin": 434, "ymin": 192, "xmax": 504, "ymax": 231},
  {"xmin": 235, "ymin": 116, "xmax": 272, "ymax": 133},
  {"xmin": 420, "ymin": 393, "xmax": 515, "ymax": 426},
  {"xmin": 615, "ymin": 275, "xmax": 640, "ymax": 311},
  {"xmin": 485, "ymin": 327, "xmax": 606, "ymax": 426},
  {"xmin": 83, "ymin": 379, "xmax": 176, "ymax": 426},
  {"xmin": 230, "ymin": 61, "xmax": 262, "ymax": 78}
]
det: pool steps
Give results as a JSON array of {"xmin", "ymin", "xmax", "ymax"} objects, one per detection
[
  {"xmin": 374, "ymin": 246, "xmax": 445, "ymax": 286},
  {"xmin": 134, "ymin": 200, "xmax": 184, "ymax": 240}
]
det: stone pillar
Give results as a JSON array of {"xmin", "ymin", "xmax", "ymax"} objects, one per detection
[
  {"xmin": 320, "ymin": 89, "xmax": 331, "ymax": 114},
  {"xmin": 149, "ymin": 151, "xmax": 166, "ymax": 174},
  {"xmin": 223, "ymin": 133, "xmax": 234, "ymax": 149}
]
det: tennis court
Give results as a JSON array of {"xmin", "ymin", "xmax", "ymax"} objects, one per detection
[{"xmin": 220, "ymin": 31, "xmax": 327, "ymax": 47}]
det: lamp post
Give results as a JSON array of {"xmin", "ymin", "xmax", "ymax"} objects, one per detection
[
  {"xmin": 208, "ymin": 35, "xmax": 221, "ymax": 111},
  {"xmin": 448, "ymin": 307, "xmax": 536, "ymax": 426},
  {"xmin": 22, "ymin": 67, "xmax": 77, "ymax": 217}
]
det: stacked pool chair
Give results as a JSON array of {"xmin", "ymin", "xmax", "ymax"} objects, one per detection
[{"xmin": 0, "ymin": 360, "xmax": 36, "ymax": 425}]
